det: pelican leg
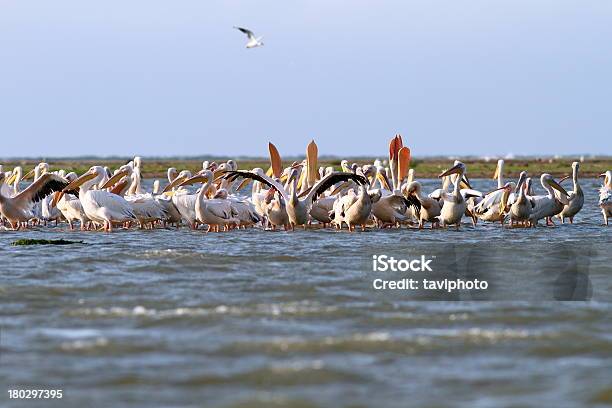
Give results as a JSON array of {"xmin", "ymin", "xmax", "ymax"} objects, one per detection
[{"xmin": 569, "ymin": 217, "xmax": 574, "ymax": 224}]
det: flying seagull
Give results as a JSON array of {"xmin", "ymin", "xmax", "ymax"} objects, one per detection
[{"xmin": 234, "ymin": 26, "xmax": 264, "ymax": 49}]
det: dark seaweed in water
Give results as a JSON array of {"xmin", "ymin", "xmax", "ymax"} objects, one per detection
[{"xmin": 11, "ymin": 238, "xmax": 85, "ymax": 246}]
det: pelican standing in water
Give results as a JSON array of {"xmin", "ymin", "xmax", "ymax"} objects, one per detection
[
  {"xmin": 179, "ymin": 170, "xmax": 239, "ymax": 232},
  {"xmin": 52, "ymin": 166, "xmax": 136, "ymax": 232},
  {"xmin": 527, "ymin": 174, "xmax": 570, "ymax": 227},
  {"xmin": 508, "ymin": 172, "xmax": 533, "ymax": 227},
  {"xmin": 403, "ymin": 181, "xmax": 440, "ymax": 229},
  {"xmin": 54, "ymin": 172, "xmax": 90, "ymax": 230},
  {"xmin": 437, "ymin": 161, "xmax": 480, "ymax": 229},
  {"xmin": 0, "ymin": 171, "xmax": 69, "ymax": 230},
  {"xmin": 472, "ymin": 160, "xmax": 514, "ymax": 225},
  {"xmin": 557, "ymin": 161, "xmax": 584, "ymax": 224},
  {"xmin": 599, "ymin": 171, "xmax": 612, "ymax": 225}
]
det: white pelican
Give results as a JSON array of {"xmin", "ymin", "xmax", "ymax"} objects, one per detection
[
  {"xmin": 557, "ymin": 161, "xmax": 584, "ymax": 224},
  {"xmin": 0, "ymin": 171, "xmax": 68, "ymax": 230},
  {"xmin": 404, "ymin": 181, "xmax": 440, "ymax": 229},
  {"xmin": 599, "ymin": 171, "xmax": 611, "ymax": 225},
  {"xmin": 179, "ymin": 170, "xmax": 239, "ymax": 232},
  {"xmin": 161, "ymin": 170, "xmax": 199, "ymax": 228},
  {"xmin": 234, "ymin": 26, "xmax": 264, "ymax": 48},
  {"xmin": 471, "ymin": 159, "xmax": 512, "ymax": 224},
  {"xmin": 527, "ymin": 174, "xmax": 569, "ymax": 227},
  {"xmin": 508, "ymin": 172, "xmax": 533, "ymax": 226},
  {"xmin": 53, "ymin": 166, "xmax": 136, "ymax": 232},
  {"xmin": 3, "ymin": 166, "xmax": 24, "ymax": 197},
  {"xmin": 437, "ymin": 162, "xmax": 481, "ymax": 229},
  {"xmin": 55, "ymin": 172, "xmax": 90, "ymax": 230}
]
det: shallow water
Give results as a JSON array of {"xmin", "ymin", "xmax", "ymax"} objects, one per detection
[{"xmin": 1, "ymin": 179, "xmax": 610, "ymax": 408}]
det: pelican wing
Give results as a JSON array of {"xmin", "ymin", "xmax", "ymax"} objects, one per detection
[
  {"xmin": 405, "ymin": 194, "xmax": 422, "ymax": 218},
  {"xmin": 460, "ymin": 188, "xmax": 483, "ymax": 199},
  {"xmin": 429, "ymin": 189, "xmax": 444, "ymax": 200},
  {"xmin": 306, "ymin": 172, "xmax": 368, "ymax": 203},
  {"xmin": 474, "ymin": 189, "xmax": 504, "ymax": 214},
  {"xmin": 88, "ymin": 190, "xmax": 137, "ymax": 219},
  {"xmin": 206, "ymin": 201, "xmax": 233, "ymax": 220},
  {"xmin": 223, "ymin": 170, "xmax": 289, "ymax": 200},
  {"xmin": 599, "ymin": 187, "xmax": 611, "ymax": 205},
  {"xmin": 13, "ymin": 173, "xmax": 69, "ymax": 206},
  {"xmin": 234, "ymin": 26, "xmax": 255, "ymax": 40}
]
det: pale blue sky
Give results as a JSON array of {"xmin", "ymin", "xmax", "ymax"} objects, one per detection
[{"xmin": 0, "ymin": 1, "xmax": 610, "ymax": 158}]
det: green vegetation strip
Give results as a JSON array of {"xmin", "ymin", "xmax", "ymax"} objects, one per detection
[
  {"xmin": 3, "ymin": 158, "xmax": 610, "ymax": 178},
  {"xmin": 11, "ymin": 239, "xmax": 85, "ymax": 246}
]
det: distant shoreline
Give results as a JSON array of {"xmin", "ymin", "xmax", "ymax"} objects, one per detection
[{"xmin": 1, "ymin": 157, "xmax": 609, "ymax": 178}]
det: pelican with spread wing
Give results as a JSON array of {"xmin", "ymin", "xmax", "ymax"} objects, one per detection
[{"xmin": 0, "ymin": 171, "xmax": 69, "ymax": 229}]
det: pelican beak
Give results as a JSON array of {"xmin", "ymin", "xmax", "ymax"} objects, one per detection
[
  {"xmin": 558, "ymin": 175, "xmax": 570, "ymax": 183},
  {"xmin": 298, "ymin": 186, "xmax": 312, "ymax": 198},
  {"xmin": 297, "ymin": 169, "xmax": 307, "ymax": 190},
  {"xmin": 99, "ymin": 169, "xmax": 129, "ymax": 190},
  {"xmin": 51, "ymin": 170, "xmax": 96, "ymax": 208},
  {"xmin": 51, "ymin": 191, "xmax": 64, "ymax": 208},
  {"xmin": 63, "ymin": 171, "xmax": 97, "ymax": 192},
  {"xmin": 499, "ymin": 189, "xmax": 510, "ymax": 214},
  {"xmin": 376, "ymin": 172, "xmax": 392, "ymax": 190},
  {"xmin": 438, "ymin": 163, "xmax": 462, "ymax": 178},
  {"xmin": 22, "ymin": 168, "xmax": 36, "ymax": 180},
  {"xmin": 235, "ymin": 178, "xmax": 251, "ymax": 192},
  {"xmin": 460, "ymin": 176, "xmax": 472, "ymax": 190},
  {"xmin": 485, "ymin": 185, "xmax": 508, "ymax": 195},
  {"xmin": 5, "ymin": 171, "xmax": 18, "ymax": 186},
  {"xmin": 330, "ymin": 181, "xmax": 350, "ymax": 196},
  {"xmin": 162, "ymin": 175, "xmax": 188, "ymax": 192},
  {"xmin": 549, "ymin": 179, "xmax": 569, "ymax": 197},
  {"xmin": 492, "ymin": 163, "xmax": 498, "ymax": 180},
  {"xmin": 178, "ymin": 174, "xmax": 208, "ymax": 187}
]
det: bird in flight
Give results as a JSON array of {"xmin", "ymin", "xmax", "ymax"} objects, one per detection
[{"xmin": 233, "ymin": 26, "xmax": 264, "ymax": 49}]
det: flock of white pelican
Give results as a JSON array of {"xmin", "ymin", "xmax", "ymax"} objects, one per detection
[{"xmin": 1, "ymin": 137, "xmax": 611, "ymax": 232}]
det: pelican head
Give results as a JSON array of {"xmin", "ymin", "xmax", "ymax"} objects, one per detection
[
  {"xmin": 5, "ymin": 166, "xmax": 23, "ymax": 186},
  {"xmin": 541, "ymin": 173, "xmax": 570, "ymax": 204},
  {"xmin": 51, "ymin": 166, "xmax": 106, "ymax": 207},
  {"xmin": 438, "ymin": 161, "xmax": 466, "ymax": 178},
  {"xmin": 167, "ymin": 167, "xmax": 178, "ymax": 183},
  {"xmin": 514, "ymin": 171, "xmax": 528, "ymax": 193},
  {"xmin": 404, "ymin": 181, "xmax": 422, "ymax": 196}
]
